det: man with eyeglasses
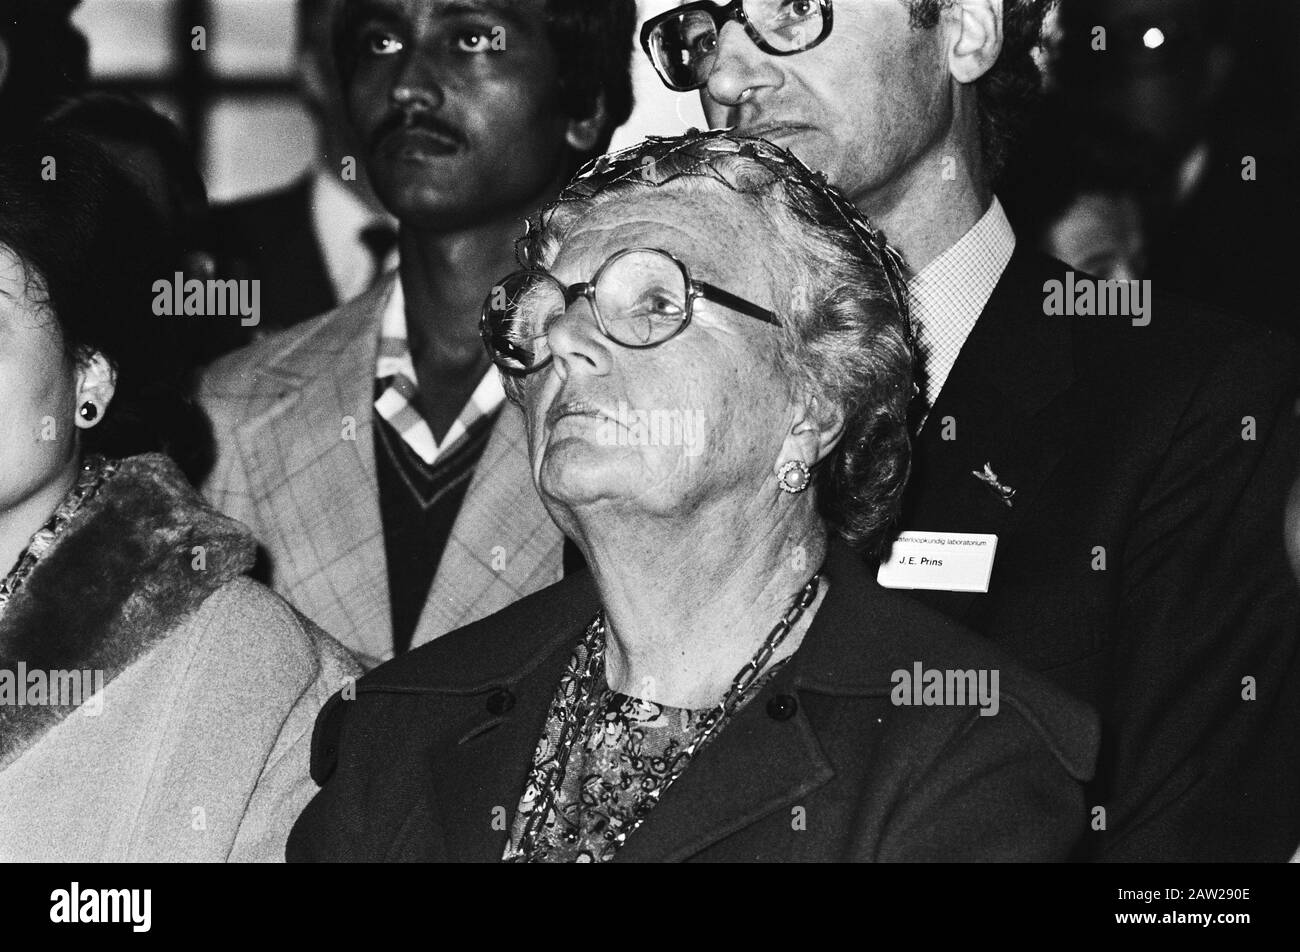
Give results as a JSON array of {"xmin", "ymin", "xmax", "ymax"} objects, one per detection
[
  {"xmin": 641, "ymin": 0, "xmax": 1300, "ymax": 862},
  {"xmin": 200, "ymin": 0, "xmax": 637, "ymax": 670}
]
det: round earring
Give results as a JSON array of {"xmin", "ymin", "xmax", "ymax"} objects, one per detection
[
  {"xmin": 777, "ymin": 459, "xmax": 811, "ymax": 494},
  {"xmin": 78, "ymin": 401, "xmax": 99, "ymax": 424}
]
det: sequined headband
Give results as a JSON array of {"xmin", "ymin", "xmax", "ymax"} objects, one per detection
[{"xmin": 520, "ymin": 127, "xmax": 910, "ymax": 322}]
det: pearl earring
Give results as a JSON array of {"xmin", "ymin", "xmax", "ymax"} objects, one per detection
[{"xmin": 777, "ymin": 459, "xmax": 811, "ymax": 494}]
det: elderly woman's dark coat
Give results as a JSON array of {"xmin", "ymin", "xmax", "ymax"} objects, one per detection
[{"xmin": 288, "ymin": 539, "xmax": 1099, "ymax": 862}]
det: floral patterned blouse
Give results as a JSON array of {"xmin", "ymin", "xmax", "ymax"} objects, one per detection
[{"xmin": 503, "ymin": 615, "xmax": 784, "ymax": 863}]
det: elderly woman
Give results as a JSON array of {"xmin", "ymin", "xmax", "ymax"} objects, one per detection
[
  {"xmin": 0, "ymin": 131, "xmax": 358, "ymax": 861},
  {"xmin": 288, "ymin": 131, "xmax": 1098, "ymax": 863}
]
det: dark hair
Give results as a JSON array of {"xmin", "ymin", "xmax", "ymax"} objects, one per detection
[
  {"xmin": 47, "ymin": 93, "xmax": 210, "ymax": 246},
  {"xmin": 999, "ymin": 98, "xmax": 1151, "ymax": 245},
  {"xmin": 523, "ymin": 132, "xmax": 915, "ymax": 557},
  {"xmin": 545, "ymin": 0, "xmax": 636, "ymax": 163},
  {"xmin": 0, "ymin": 0, "xmax": 89, "ymax": 131},
  {"xmin": 333, "ymin": 0, "xmax": 636, "ymax": 171},
  {"xmin": 908, "ymin": 0, "xmax": 1056, "ymax": 183},
  {"xmin": 0, "ymin": 131, "xmax": 205, "ymax": 468}
]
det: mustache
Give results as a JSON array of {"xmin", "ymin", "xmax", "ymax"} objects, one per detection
[{"xmin": 370, "ymin": 108, "xmax": 466, "ymax": 153}]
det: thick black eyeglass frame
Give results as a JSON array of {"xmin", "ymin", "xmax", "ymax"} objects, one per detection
[
  {"xmin": 481, "ymin": 247, "xmax": 782, "ymax": 377},
  {"xmin": 640, "ymin": 0, "xmax": 835, "ymax": 93}
]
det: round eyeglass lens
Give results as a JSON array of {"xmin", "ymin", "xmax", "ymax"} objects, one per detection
[
  {"xmin": 749, "ymin": 0, "xmax": 826, "ymax": 52},
  {"xmin": 486, "ymin": 271, "xmax": 562, "ymax": 373},
  {"xmin": 594, "ymin": 251, "xmax": 690, "ymax": 347}
]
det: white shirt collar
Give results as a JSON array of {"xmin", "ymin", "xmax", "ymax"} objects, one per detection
[
  {"xmin": 311, "ymin": 170, "xmax": 398, "ymax": 303},
  {"xmin": 374, "ymin": 277, "xmax": 506, "ymax": 466},
  {"xmin": 906, "ymin": 197, "xmax": 1017, "ymax": 410}
]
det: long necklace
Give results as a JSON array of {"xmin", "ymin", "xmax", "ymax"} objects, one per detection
[{"xmin": 514, "ymin": 568, "xmax": 823, "ymax": 860}]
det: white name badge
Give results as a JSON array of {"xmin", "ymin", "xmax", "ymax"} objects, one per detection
[{"xmin": 877, "ymin": 531, "xmax": 999, "ymax": 593}]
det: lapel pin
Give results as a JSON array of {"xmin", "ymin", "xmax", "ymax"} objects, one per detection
[{"xmin": 972, "ymin": 462, "xmax": 1016, "ymax": 509}]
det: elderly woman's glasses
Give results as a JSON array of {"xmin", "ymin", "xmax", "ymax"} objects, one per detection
[
  {"xmin": 641, "ymin": 0, "xmax": 834, "ymax": 93},
  {"xmin": 481, "ymin": 247, "xmax": 781, "ymax": 377}
]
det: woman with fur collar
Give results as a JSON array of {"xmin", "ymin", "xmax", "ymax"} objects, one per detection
[{"xmin": 0, "ymin": 131, "xmax": 359, "ymax": 861}]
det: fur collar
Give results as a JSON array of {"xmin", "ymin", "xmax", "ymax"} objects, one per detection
[{"xmin": 0, "ymin": 454, "xmax": 256, "ymax": 768}]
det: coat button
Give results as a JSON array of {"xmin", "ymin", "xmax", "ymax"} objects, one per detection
[
  {"xmin": 766, "ymin": 694, "xmax": 797, "ymax": 721},
  {"xmin": 486, "ymin": 688, "xmax": 516, "ymax": 715}
]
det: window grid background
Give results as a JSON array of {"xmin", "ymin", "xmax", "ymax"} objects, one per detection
[{"xmin": 72, "ymin": 0, "xmax": 701, "ymax": 201}]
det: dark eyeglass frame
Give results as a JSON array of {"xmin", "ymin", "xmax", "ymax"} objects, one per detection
[
  {"xmin": 481, "ymin": 246, "xmax": 782, "ymax": 377},
  {"xmin": 640, "ymin": 0, "xmax": 835, "ymax": 93}
]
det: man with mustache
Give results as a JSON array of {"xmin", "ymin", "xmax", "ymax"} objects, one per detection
[
  {"xmin": 639, "ymin": 0, "xmax": 1300, "ymax": 860},
  {"xmin": 200, "ymin": 0, "xmax": 636, "ymax": 669}
]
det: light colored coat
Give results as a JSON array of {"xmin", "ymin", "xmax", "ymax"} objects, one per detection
[
  {"xmin": 198, "ymin": 275, "xmax": 564, "ymax": 669},
  {"xmin": 0, "ymin": 455, "xmax": 359, "ymax": 862}
]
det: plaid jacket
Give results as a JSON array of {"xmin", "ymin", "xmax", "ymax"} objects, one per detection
[{"xmin": 198, "ymin": 274, "xmax": 564, "ymax": 670}]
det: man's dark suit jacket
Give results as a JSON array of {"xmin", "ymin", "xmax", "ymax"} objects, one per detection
[
  {"xmin": 287, "ymin": 539, "xmax": 1099, "ymax": 862},
  {"xmin": 1148, "ymin": 133, "xmax": 1299, "ymax": 339},
  {"xmin": 901, "ymin": 248, "xmax": 1300, "ymax": 861}
]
